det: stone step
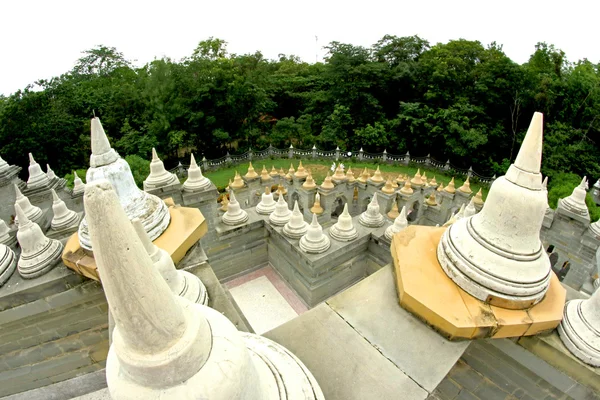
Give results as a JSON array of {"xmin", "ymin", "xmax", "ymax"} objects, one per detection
[{"xmin": 0, "ymin": 329, "xmax": 109, "ymax": 398}]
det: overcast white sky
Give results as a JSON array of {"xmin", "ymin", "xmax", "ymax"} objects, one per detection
[{"xmin": 1, "ymin": 0, "xmax": 598, "ymax": 96}]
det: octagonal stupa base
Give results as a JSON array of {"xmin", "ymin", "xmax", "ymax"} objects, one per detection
[{"xmin": 391, "ymin": 225, "xmax": 566, "ymax": 340}]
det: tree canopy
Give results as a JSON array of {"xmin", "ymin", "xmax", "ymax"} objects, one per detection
[{"xmin": 1, "ymin": 37, "xmax": 599, "ymax": 186}]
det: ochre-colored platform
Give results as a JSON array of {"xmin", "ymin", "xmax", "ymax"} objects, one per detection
[
  {"xmin": 391, "ymin": 226, "xmax": 566, "ymax": 341},
  {"xmin": 62, "ymin": 201, "xmax": 207, "ymax": 281}
]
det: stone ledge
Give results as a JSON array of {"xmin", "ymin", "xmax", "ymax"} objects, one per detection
[
  {"xmin": 518, "ymin": 331, "xmax": 600, "ymax": 393},
  {"xmin": 392, "ymin": 225, "xmax": 566, "ymax": 340},
  {"xmin": 62, "ymin": 204, "xmax": 207, "ymax": 281}
]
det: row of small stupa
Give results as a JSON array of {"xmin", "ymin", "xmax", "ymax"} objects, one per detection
[
  {"xmin": 0, "ymin": 153, "xmax": 85, "ymax": 286},
  {"xmin": 222, "ymin": 159, "xmax": 484, "ymax": 206}
]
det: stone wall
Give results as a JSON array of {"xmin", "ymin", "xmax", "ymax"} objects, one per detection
[
  {"xmin": 541, "ymin": 205, "xmax": 600, "ymax": 291},
  {"xmin": 0, "ymin": 265, "xmax": 109, "ymax": 398}
]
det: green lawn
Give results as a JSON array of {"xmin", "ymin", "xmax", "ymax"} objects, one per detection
[{"xmin": 203, "ymin": 158, "xmax": 489, "ymax": 199}]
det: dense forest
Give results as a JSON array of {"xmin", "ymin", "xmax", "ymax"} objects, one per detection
[{"xmin": 0, "ymin": 36, "xmax": 599, "ymax": 183}]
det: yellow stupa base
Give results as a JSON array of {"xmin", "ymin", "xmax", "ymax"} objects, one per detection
[
  {"xmin": 62, "ymin": 198, "xmax": 207, "ymax": 281},
  {"xmin": 391, "ymin": 225, "xmax": 566, "ymax": 341}
]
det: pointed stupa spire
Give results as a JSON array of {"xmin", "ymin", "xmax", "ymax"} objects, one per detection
[
  {"xmin": 385, "ymin": 206, "xmax": 408, "ymax": 240},
  {"xmin": 438, "ymin": 112, "xmax": 551, "ymax": 310},
  {"xmin": 15, "ymin": 203, "xmax": 63, "ymax": 279},
  {"xmin": 332, "ymin": 164, "xmax": 346, "ymax": 181},
  {"xmin": 299, "ymin": 213, "xmax": 331, "ymax": 253},
  {"xmin": 50, "ymin": 189, "xmax": 80, "ymax": 232},
  {"xmin": 358, "ymin": 167, "xmax": 370, "ymax": 183},
  {"xmin": 330, "ymin": 203, "xmax": 358, "ymax": 241},
  {"xmin": 458, "ymin": 177, "xmax": 472, "ymax": 194},
  {"xmin": 46, "ymin": 164, "xmax": 56, "ymax": 180},
  {"xmin": 346, "ymin": 167, "xmax": 356, "ymax": 183},
  {"xmin": 72, "ymin": 171, "xmax": 86, "ymax": 196},
  {"xmin": 269, "ymin": 165, "xmax": 278, "ymax": 177},
  {"xmin": 132, "ymin": 218, "xmax": 208, "ymax": 305},
  {"xmin": 369, "ymin": 166, "xmax": 385, "ymax": 184},
  {"xmin": 26, "ymin": 153, "xmax": 51, "ymax": 190},
  {"xmin": 230, "ymin": 171, "xmax": 245, "ymax": 189},
  {"xmin": 143, "ymin": 148, "xmax": 179, "ymax": 190},
  {"xmin": 464, "ymin": 197, "xmax": 477, "ymax": 218},
  {"xmin": 183, "ymin": 153, "xmax": 212, "ymax": 192},
  {"xmin": 310, "ymin": 192, "xmax": 324, "ymax": 214},
  {"xmin": 410, "ymin": 169, "xmax": 423, "ymax": 186},
  {"xmin": 269, "ymin": 193, "xmax": 292, "ymax": 226},
  {"xmin": 400, "ymin": 180, "xmax": 413, "ymax": 195},
  {"xmin": 256, "ymin": 186, "xmax": 277, "ymax": 215},
  {"xmin": 359, "ymin": 193, "xmax": 385, "ymax": 227},
  {"xmin": 437, "ymin": 182, "xmax": 445, "ymax": 192},
  {"xmin": 14, "ymin": 184, "xmax": 42, "ymax": 224},
  {"xmin": 445, "ymin": 178, "xmax": 456, "ymax": 194},
  {"xmin": 387, "ymin": 201, "xmax": 400, "ymax": 219},
  {"xmin": 283, "ymin": 201, "xmax": 309, "ymax": 239},
  {"xmin": 303, "ymin": 170, "xmax": 317, "ymax": 189},
  {"xmin": 426, "ymin": 193, "xmax": 438, "ymax": 206},
  {"xmin": 260, "ymin": 165, "xmax": 272, "ymax": 181},
  {"xmin": 244, "ymin": 162, "xmax": 259, "ymax": 180},
  {"xmin": 321, "ymin": 172, "xmax": 335, "ymax": 190},
  {"xmin": 90, "ymin": 117, "xmax": 119, "ymax": 167},
  {"xmin": 514, "ymin": 111, "xmax": 543, "ymax": 175},
  {"xmin": 382, "ymin": 179, "xmax": 395, "ymax": 194},
  {"xmin": 222, "ymin": 189, "xmax": 249, "ymax": 226},
  {"xmin": 295, "ymin": 161, "xmax": 308, "ymax": 179},
  {"xmin": 0, "ymin": 154, "xmax": 9, "ymax": 173},
  {"xmin": 473, "ymin": 188, "xmax": 484, "ymax": 205}
]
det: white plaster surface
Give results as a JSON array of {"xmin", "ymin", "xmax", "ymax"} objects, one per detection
[{"xmin": 230, "ymin": 275, "xmax": 298, "ymax": 334}]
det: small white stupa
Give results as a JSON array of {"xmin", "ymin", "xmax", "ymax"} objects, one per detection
[
  {"xmin": 299, "ymin": 213, "xmax": 331, "ymax": 254},
  {"xmin": 46, "ymin": 164, "xmax": 56, "ymax": 180},
  {"xmin": 256, "ymin": 187, "xmax": 277, "ymax": 215},
  {"xmin": 15, "ymin": 204, "xmax": 63, "ymax": 279},
  {"xmin": 358, "ymin": 193, "xmax": 385, "ymax": 227},
  {"xmin": 222, "ymin": 190, "xmax": 249, "ymax": 226},
  {"xmin": 558, "ymin": 287, "xmax": 600, "ymax": 367},
  {"xmin": 385, "ymin": 206, "xmax": 408, "ymax": 240},
  {"xmin": 463, "ymin": 197, "xmax": 477, "ymax": 218},
  {"xmin": 329, "ymin": 204, "xmax": 358, "ymax": 241},
  {"xmin": 559, "ymin": 177, "xmax": 590, "ymax": 219},
  {"xmin": 14, "ymin": 184, "xmax": 43, "ymax": 225},
  {"xmin": 132, "ymin": 219, "xmax": 208, "ymax": 305},
  {"xmin": 0, "ymin": 242, "xmax": 16, "ymax": 286},
  {"xmin": 50, "ymin": 189, "xmax": 80, "ymax": 232},
  {"xmin": 282, "ymin": 201, "xmax": 309, "ymax": 239},
  {"xmin": 269, "ymin": 194, "xmax": 292, "ymax": 226},
  {"xmin": 26, "ymin": 153, "xmax": 51, "ymax": 190},
  {"xmin": 143, "ymin": 148, "xmax": 179, "ymax": 190},
  {"xmin": 72, "ymin": 171, "xmax": 86, "ymax": 196},
  {"xmin": 183, "ymin": 153, "xmax": 212, "ymax": 192}
]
